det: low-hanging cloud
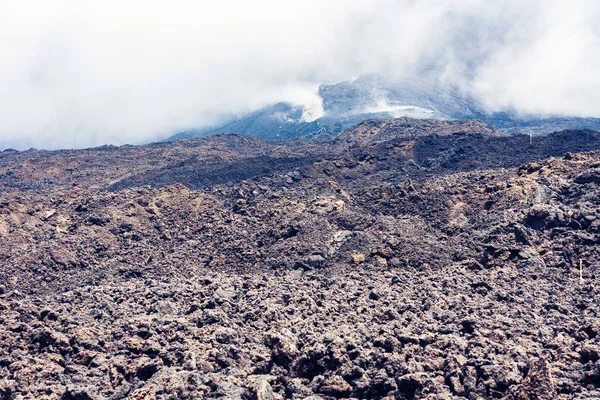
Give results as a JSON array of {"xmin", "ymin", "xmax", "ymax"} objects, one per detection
[{"xmin": 1, "ymin": 0, "xmax": 599, "ymax": 149}]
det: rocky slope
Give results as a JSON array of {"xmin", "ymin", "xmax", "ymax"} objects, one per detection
[{"xmin": 1, "ymin": 118, "xmax": 599, "ymax": 399}]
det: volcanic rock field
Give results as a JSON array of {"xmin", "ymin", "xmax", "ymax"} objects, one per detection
[{"xmin": 1, "ymin": 118, "xmax": 599, "ymax": 399}]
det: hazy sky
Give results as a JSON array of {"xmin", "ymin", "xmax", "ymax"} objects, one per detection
[{"xmin": 1, "ymin": 0, "xmax": 599, "ymax": 149}]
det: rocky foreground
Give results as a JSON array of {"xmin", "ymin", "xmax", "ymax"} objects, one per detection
[{"xmin": 0, "ymin": 118, "xmax": 599, "ymax": 399}]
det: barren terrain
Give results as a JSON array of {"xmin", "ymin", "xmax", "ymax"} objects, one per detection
[{"xmin": 1, "ymin": 118, "xmax": 599, "ymax": 399}]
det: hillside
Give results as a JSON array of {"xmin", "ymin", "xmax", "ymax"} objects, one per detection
[{"xmin": 1, "ymin": 118, "xmax": 599, "ymax": 399}]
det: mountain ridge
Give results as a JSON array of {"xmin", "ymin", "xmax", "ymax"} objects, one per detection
[{"xmin": 168, "ymin": 75, "xmax": 600, "ymax": 142}]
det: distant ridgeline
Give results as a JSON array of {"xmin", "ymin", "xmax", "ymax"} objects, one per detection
[{"xmin": 169, "ymin": 74, "xmax": 600, "ymax": 142}]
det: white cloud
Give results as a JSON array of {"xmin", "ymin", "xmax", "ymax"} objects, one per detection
[
  {"xmin": 0, "ymin": 0, "xmax": 599, "ymax": 149},
  {"xmin": 472, "ymin": 0, "xmax": 600, "ymax": 116}
]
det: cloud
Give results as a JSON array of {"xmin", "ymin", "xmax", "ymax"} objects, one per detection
[
  {"xmin": 472, "ymin": 0, "xmax": 600, "ymax": 116},
  {"xmin": 0, "ymin": 0, "xmax": 599, "ymax": 149}
]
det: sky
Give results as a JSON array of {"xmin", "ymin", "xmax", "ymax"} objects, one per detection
[{"xmin": 1, "ymin": 0, "xmax": 599, "ymax": 150}]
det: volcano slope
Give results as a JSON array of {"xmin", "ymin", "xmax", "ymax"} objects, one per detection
[{"xmin": 0, "ymin": 118, "xmax": 600, "ymax": 400}]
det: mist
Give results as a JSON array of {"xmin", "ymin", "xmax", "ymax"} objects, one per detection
[{"xmin": 1, "ymin": 0, "xmax": 599, "ymax": 150}]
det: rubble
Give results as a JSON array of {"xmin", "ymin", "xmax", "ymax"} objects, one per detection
[{"xmin": 0, "ymin": 118, "xmax": 599, "ymax": 398}]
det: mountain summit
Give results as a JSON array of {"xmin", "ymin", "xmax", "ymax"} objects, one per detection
[{"xmin": 170, "ymin": 74, "xmax": 600, "ymax": 142}]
